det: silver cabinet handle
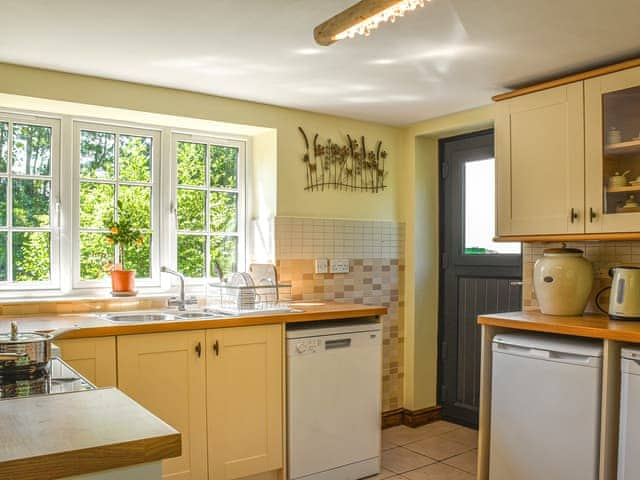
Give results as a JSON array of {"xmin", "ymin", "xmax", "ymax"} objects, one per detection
[{"xmin": 510, "ymin": 281, "xmax": 524, "ymax": 287}]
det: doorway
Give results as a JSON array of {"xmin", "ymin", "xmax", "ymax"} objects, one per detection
[{"xmin": 438, "ymin": 130, "xmax": 522, "ymax": 428}]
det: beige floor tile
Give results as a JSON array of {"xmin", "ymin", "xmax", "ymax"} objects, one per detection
[
  {"xmin": 368, "ymin": 469, "xmax": 397, "ymax": 480},
  {"xmin": 443, "ymin": 449, "xmax": 477, "ymax": 475},
  {"xmin": 382, "ymin": 436, "xmax": 397, "ymax": 451},
  {"xmin": 404, "ymin": 436, "xmax": 471, "ymax": 461},
  {"xmin": 402, "ymin": 463, "xmax": 475, "ymax": 480},
  {"xmin": 415, "ymin": 421, "xmax": 461, "ymax": 437},
  {"xmin": 383, "ymin": 422, "xmax": 459, "ymax": 446},
  {"xmin": 382, "ymin": 447, "xmax": 436, "ymax": 474},
  {"xmin": 438, "ymin": 427, "xmax": 478, "ymax": 449}
]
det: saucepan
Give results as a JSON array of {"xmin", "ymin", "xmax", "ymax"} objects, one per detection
[{"xmin": 0, "ymin": 321, "xmax": 77, "ymax": 375}]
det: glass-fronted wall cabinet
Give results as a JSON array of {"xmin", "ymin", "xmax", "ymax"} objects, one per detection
[{"xmin": 586, "ymin": 66, "xmax": 640, "ymax": 232}]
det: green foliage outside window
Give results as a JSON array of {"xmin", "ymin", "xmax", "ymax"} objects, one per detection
[
  {"xmin": 0, "ymin": 122, "xmax": 53, "ymax": 282},
  {"xmin": 176, "ymin": 141, "xmax": 239, "ymax": 279}
]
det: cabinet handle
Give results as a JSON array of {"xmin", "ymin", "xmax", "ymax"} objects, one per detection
[
  {"xmin": 195, "ymin": 342, "xmax": 202, "ymax": 358},
  {"xmin": 213, "ymin": 340, "xmax": 219, "ymax": 356},
  {"xmin": 590, "ymin": 208, "xmax": 597, "ymax": 223},
  {"xmin": 570, "ymin": 208, "xmax": 579, "ymax": 223}
]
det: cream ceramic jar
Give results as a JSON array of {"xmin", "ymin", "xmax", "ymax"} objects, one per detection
[{"xmin": 533, "ymin": 247, "xmax": 594, "ymax": 316}]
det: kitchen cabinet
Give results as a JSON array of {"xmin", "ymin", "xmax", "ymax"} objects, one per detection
[
  {"xmin": 206, "ymin": 324, "xmax": 283, "ymax": 480},
  {"xmin": 117, "ymin": 331, "xmax": 208, "ymax": 480},
  {"xmin": 496, "ymin": 82, "xmax": 585, "ymax": 236},
  {"xmin": 55, "ymin": 336, "xmax": 117, "ymax": 387},
  {"xmin": 116, "ymin": 325, "xmax": 284, "ymax": 480},
  {"xmin": 585, "ymin": 66, "xmax": 640, "ymax": 233}
]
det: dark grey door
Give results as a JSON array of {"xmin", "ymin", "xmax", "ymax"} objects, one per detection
[{"xmin": 438, "ymin": 130, "xmax": 522, "ymax": 428}]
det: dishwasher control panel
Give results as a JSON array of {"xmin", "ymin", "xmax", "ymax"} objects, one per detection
[{"xmin": 287, "ymin": 330, "xmax": 380, "ymax": 356}]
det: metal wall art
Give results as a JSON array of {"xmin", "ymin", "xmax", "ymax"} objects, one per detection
[{"xmin": 298, "ymin": 127, "xmax": 388, "ymax": 193}]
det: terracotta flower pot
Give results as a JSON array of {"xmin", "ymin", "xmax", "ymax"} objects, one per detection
[{"xmin": 111, "ymin": 270, "xmax": 136, "ymax": 295}]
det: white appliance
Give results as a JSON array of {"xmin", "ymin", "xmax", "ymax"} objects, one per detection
[
  {"xmin": 490, "ymin": 333, "xmax": 603, "ymax": 480},
  {"xmin": 618, "ymin": 346, "xmax": 640, "ymax": 479},
  {"xmin": 287, "ymin": 320, "xmax": 382, "ymax": 480}
]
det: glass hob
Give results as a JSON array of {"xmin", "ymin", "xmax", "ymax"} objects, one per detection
[{"xmin": 0, "ymin": 357, "xmax": 95, "ymax": 400}]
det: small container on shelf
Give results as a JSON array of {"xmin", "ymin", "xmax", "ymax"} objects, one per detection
[
  {"xmin": 608, "ymin": 170, "xmax": 631, "ymax": 189},
  {"xmin": 607, "ymin": 126, "xmax": 623, "ymax": 145}
]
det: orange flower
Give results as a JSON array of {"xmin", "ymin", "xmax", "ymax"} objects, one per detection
[
  {"xmin": 136, "ymin": 237, "xmax": 144, "ymax": 245},
  {"xmin": 106, "ymin": 237, "xmax": 114, "ymax": 244},
  {"xmin": 110, "ymin": 227, "xmax": 119, "ymax": 234}
]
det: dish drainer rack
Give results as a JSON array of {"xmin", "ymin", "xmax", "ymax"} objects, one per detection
[{"xmin": 205, "ymin": 281, "xmax": 292, "ymax": 315}]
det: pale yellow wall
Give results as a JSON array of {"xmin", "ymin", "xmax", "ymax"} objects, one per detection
[
  {"xmin": 402, "ymin": 105, "xmax": 495, "ymax": 410},
  {"xmin": 0, "ymin": 63, "xmax": 403, "ymax": 222}
]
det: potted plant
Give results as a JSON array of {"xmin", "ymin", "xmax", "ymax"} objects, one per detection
[{"xmin": 104, "ymin": 201, "xmax": 144, "ymax": 296}]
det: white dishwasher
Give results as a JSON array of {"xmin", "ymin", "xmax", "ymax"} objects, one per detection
[
  {"xmin": 490, "ymin": 333, "xmax": 603, "ymax": 480},
  {"xmin": 287, "ymin": 319, "xmax": 382, "ymax": 480},
  {"xmin": 618, "ymin": 346, "xmax": 640, "ymax": 479}
]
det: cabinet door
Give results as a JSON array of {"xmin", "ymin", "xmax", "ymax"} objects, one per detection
[
  {"xmin": 585, "ymin": 66, "xmax": 640, "ymax": 233},
  {"xmin": 118, "ymin": 331, "xmax": 207, "ymax": 480},
  {"xmin": 207, "ymin": 324, "xmax": 283, "ymax": 480},
  {"xmin": 55, "ymin": 337, "xmax": 116, "ymax": 387},
  {"xmin": 496, "ymin": 82, "xmax": 585, "ymax": 235}
]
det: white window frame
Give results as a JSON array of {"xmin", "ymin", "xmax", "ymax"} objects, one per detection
[
  {"xmin": 72, "ymin": 121, "xmax": 162, "ymax": 290},
  {"xmin": 171, "ymin": 132, "xmax": 247, "ymax": 283},
  {"xmin": 0, "ymin": 112, "xmax": 60, "ymax": 291}
]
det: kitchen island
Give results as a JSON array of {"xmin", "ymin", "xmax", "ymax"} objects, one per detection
[
  {"xmin": 476, "ymin": 310, "xmax": 640, "ymax": 480},
  {"xmin": 0, "ymin": 388, "xmax": 180, "ymax": 480}
]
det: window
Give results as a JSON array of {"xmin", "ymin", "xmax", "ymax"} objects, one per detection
[
  {"xmin": 464, "ymin": 158, "xmax": 520, "ymax": 254},
  {"xmin": 75, "ymin": 123, "xmax": 160, "ymax": 286},
  {"xmin": 174, "ymin": 135, "xmax": 245, "ymax": 279},
  {"xmin": 0, "ymin": 114, "xmax": 59, "ymax": 287}
]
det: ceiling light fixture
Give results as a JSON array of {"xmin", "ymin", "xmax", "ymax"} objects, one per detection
[{"xmin": 314, "ymin": 0, "xmax": 429, "ymax": 46}]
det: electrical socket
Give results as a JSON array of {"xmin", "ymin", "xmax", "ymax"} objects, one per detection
[
  {"xmin": 314, "ymin": 258, "xmax": 329, "ymax": 274},
  {"xmin": 330, "ymin": 259, "xmax": 350, "ymax": 274}
]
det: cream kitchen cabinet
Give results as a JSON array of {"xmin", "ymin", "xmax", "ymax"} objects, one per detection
[
  {"xmin": 585, "ymin": 66, "xmax": 640, "ymax": 233},
  {"xmin": 206, "ymin": 324, "xmax": 283, "ymax": 480},
  {"xmin": 116, "ymin": 324, "xmax": 283, "ymax": 480},
  {"xmin": 117, "ymin": 331, "xmax": 208, "ymax": 480},
  {"xmin": 496, "ymin": 81, "xmax": 585, "ymax": 236},
  {"xmin": 55, "ymin": 336, "xmax": 117, "ymax": 387}
]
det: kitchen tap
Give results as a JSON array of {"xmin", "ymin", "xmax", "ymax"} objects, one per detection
[{"xmin": 161, "ymin": 266, "xmax": 197, "ymax": 311}]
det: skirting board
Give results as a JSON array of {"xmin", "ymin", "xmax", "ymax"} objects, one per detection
[{"xmin": 381, "ymin": 406, "xmax": 442, "ymax": 429}]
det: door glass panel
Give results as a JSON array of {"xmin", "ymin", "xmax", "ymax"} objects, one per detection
[
  {"xmin": 603, "ymin": 86, "xmax": 640, "ymax": 215},
  {"xmin": 464, "ymin": 158, "xmax": 520, "ymax": 255}
]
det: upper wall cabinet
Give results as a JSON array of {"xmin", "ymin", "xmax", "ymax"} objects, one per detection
[
  {"xmin": 585, "ymin": 67, "xmax": 640, "ymax": 233},
  {"xmin": 496, "ymin": 82, "xmax": 585, "ymax": 236}
]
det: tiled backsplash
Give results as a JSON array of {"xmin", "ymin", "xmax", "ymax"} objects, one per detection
[
  {"xmin": 275, "ymin": 217, "xmax": 405, "ymax": 412},
  {"xmin": 522, "ymin": 241, "xmax": 640, "ymax": 312}
]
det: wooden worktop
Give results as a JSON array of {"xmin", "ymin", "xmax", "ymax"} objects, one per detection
[
  {"xmin": 0, "ymin": 302, "xmax": 387, "ymax": 339},
  {"xmin": 478, "ymin": 310, "xmax": 640, "ymax": 343},
  {"xmin": 0, "ymin": 388, "xmax": 180, "ymax": 480}
]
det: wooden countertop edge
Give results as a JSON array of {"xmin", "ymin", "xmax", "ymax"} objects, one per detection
[
  {"xmin": 42, "ymin": 304, "xmax": 388, "ymax": 339},
  {"xmin": 478, "ymin": 314, "xmax": 640, "ymax": 343},
  {"xmin": 0, "ymin": 432, "xmax": 181, "ymax": 480}
]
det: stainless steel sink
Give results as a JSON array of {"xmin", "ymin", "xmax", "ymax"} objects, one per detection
[
  {"xmin": 175, "ymin": 312, "xmax": 222, "ymax": 320},
  {"xmin": 104, "ymin": 312, "xmax": 177, "ymax": 322},
  {"xmin": 103, "ymin": 310, "xmax": 228, "ymax": 323}
]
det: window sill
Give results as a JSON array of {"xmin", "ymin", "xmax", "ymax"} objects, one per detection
[{"xmin": 0, "ymin": 290, "xmax": 174, "ymax": 306}]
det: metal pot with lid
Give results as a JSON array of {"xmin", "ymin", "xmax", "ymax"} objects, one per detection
[{"xmin": 0, "ymin": 322, "xmax": 73, "ymax": 375}]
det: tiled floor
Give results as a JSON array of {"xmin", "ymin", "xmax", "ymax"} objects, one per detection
[{"xmin": 377, "ymin": 421, "xmax": 478, "ymax": 480}]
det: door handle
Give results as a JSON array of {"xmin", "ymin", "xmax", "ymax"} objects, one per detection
[
  {"xmin": 213, "ymin": 340, "xmax": 219, "ymax": 356},
  {"xmin": 195, "ymin": 341, "xmax": 202, "ymax": 358}
]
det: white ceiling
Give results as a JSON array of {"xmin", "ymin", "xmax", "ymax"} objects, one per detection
[{"xmin": 1, "ymin": 0, "xmax": 639, "ymax": 126}]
